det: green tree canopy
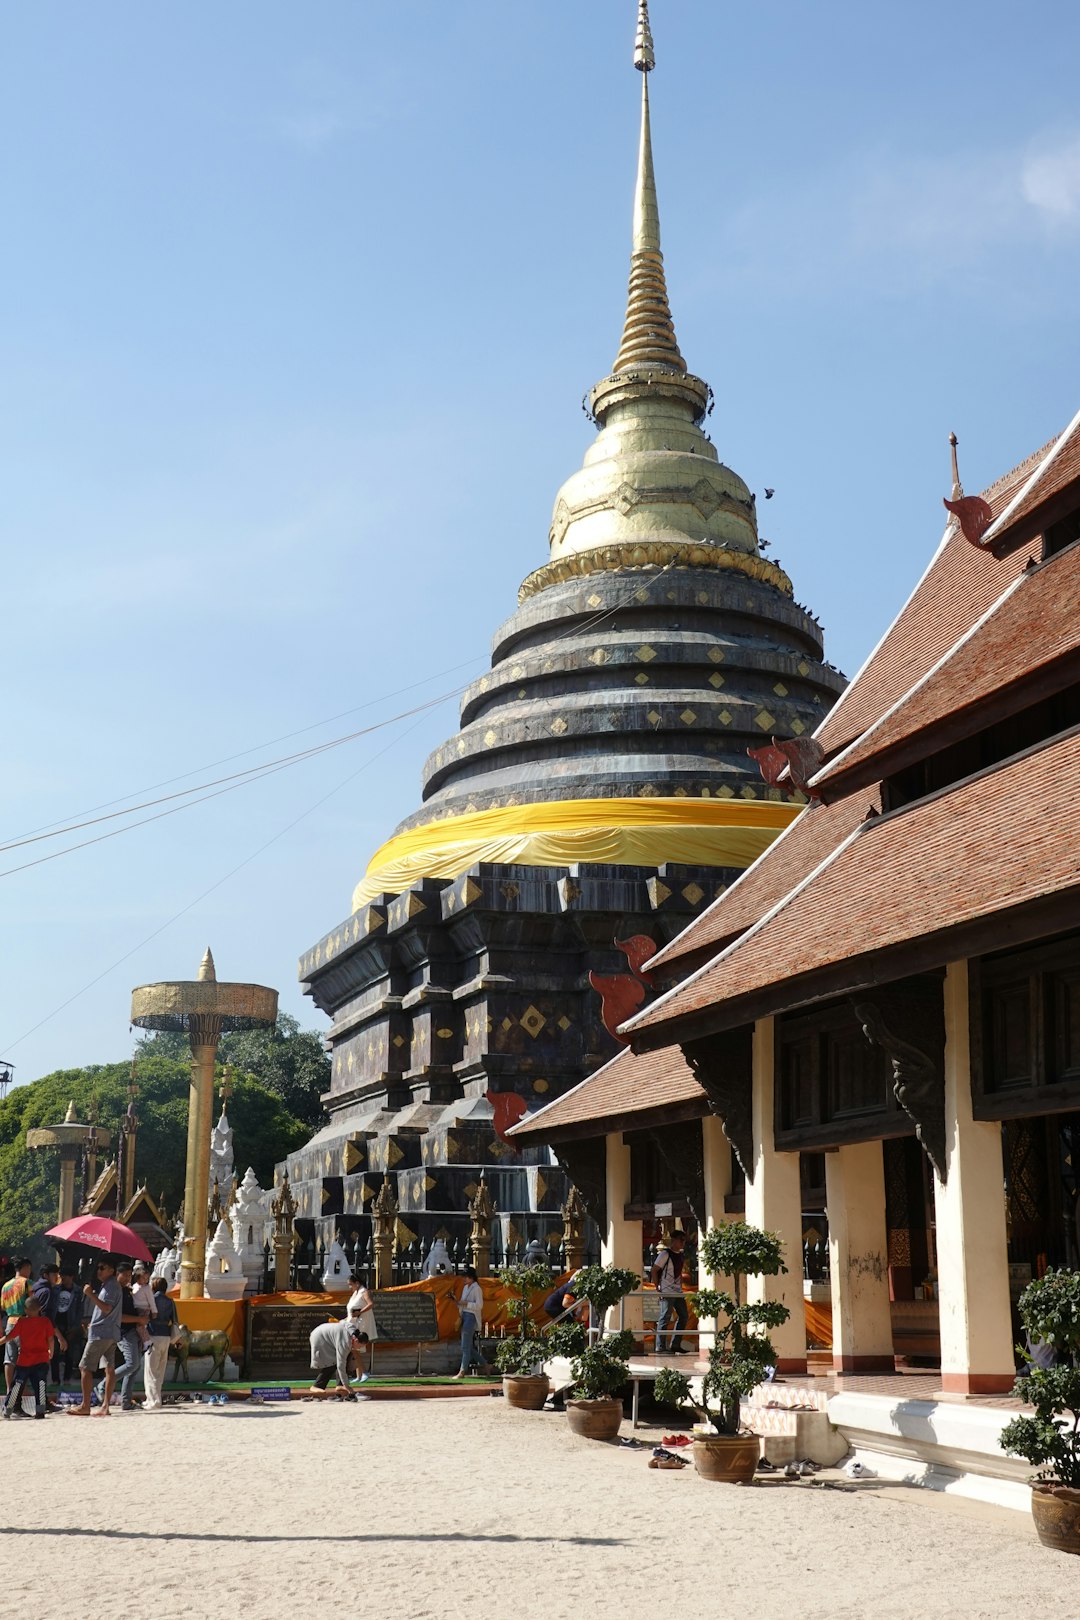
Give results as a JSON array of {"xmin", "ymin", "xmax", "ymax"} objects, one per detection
[
  {"xmin": 136, "ymin": 1012, "xmax": 330, "ymax": 1129},
  {"xmin": 0, "ymin": 1054, "xmax": 310, "ymax": 1266}
]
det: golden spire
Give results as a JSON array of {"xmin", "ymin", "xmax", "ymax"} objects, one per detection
[
  {"xmin": 613, "ymin": 1, "xmax": 686, "ymax": 376},
  {"xmin": 198, "ymin": 946, "xmax": 216, "ymax": 983}
]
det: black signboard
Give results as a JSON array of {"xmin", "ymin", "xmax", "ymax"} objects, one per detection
[
  {"xmin": 246, "ymin": 1305, "xmax": 343, "ymax": 1379},
  {"xmin": 246, "ymin": 1293, "xmax": 441, "ymax": 1379},
  {"xmin": 371, "ymin": 1291, "xmax": 439, "ymax": 1343}
]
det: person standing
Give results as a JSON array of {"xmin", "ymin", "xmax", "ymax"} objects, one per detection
[
  {"xmin": 345, "ymin": 1274, "xmax": 378, "ymax": 1382},
  {"xmin": 650, "ymin": 1230, "xmax": 690, "ymax": 1355},
  {"xmin": 96, "ymin": 1262, "xmax": 147, "ymax": 1411},
  {"xmin": 54, "ymin": 1266, "xmax": 84, "ymax": 1386},
  {"xmin": 1, "ymin": 1259, "xmax": 34, "ymax": 1397},
  {"xmin": 143, "ymin": 1278, "xmax": 178, "ymax": 1411},
  {"xmin": 70, "ymin": 1260, "xmax": 122, "ymax": 1418},
  {"xmin": 450, "ymin": 1267, "xmax": 484, "ymax": 1381},
  {"xmin": 130, "ymin": 1264, "xmax": 155, "ymax": 1353},
  {"xmin": 0, "ymin": 1296, "xmax": 64, "ymax": 1419}
]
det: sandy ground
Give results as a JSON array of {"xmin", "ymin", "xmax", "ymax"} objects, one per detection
[{"xmin": 0, "ymin": 1395, "xmax": 1075, "ymax": 1620}]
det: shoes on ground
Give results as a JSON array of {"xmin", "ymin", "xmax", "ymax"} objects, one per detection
[
  {"xmin": 756, "ymin": 1458, "xmax": 777, "ymax": 1473},
  {"xmin": 649, "ymin": 1453, "xmax": 688, "ymax": 1470},
  {"xmin": 661, "ymin": 1434, "xmax": 692, "ymax": 1447}
]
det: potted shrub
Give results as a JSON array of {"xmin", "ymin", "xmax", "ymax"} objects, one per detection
[
  {"xmin": 565, "ymin": 1330, "xmax": 635, "ymax": 1441},
  {"xmin": 1000, "ymin": 1267, "xmax": 1080, "ymax": 1554},
  {"xmin": 654, "ymin": 1221, "xmax": 789, "ymax": 1484},
  {"xmin": 494, "ymin": 1260, "xmax": 553, "ymax": 1410},
  {"xmin": 559, "ymin": 1264, "xmax": 639, "ymax": 1441}
]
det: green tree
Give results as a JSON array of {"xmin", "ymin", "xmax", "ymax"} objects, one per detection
[
  {"xmin": 136, "ymin": 1013, "xmax": 329, "ymax": 1129},
  {"xmin": 0, "ymin": 1055, "xmax": 310, "ymax": 1265}
]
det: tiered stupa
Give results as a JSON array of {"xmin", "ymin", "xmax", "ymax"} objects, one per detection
[{"xmin": 287, "ymin": 2, "xmax": 844, "ymax": 1262}]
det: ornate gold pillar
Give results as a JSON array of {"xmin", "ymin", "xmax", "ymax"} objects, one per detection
[
  {"xmin": 272, "ymin": 1174, "xmax": 297, "ymax": 1292},
  {"xmin": 561, "ymin": 1184, "xmax": 588, "ymax": 1274},
  {"xmin": 468, "ymin": 1174, "xmax": 497, "ymax": 1277},
  {"xmin": 372, "ymin": 1178, "xmax": 397, "ymax": 1290}
]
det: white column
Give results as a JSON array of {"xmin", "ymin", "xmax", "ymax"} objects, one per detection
[
  {"xmin": 698, "ymin": 1114, "xmax": 734, "ymax": 1351},
  {"xmin": 745, "ymin": 1017, "xmax": 807, "ymax": 1372},
  {"xmin": 935, "ymin": 960, "xmax": 1014, "ymax": 1395},
  {"xmin": 601, "ymin": 1131, "xmax": 643, "ymax": 1334},
  {"xmin": 826, "ymin": 1141, "xmax": 894, "ymax": 1372}
]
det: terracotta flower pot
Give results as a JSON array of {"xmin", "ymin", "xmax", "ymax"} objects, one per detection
[
  {"xmin": 565, "ymin": 1397, "xmax": 623, "ymax": 1441},
  {"xmin": 503, "ymin": 1374, "xmax": 550, "ymax": 1411},
  {"xmin": 692, "ymin": 1431, "xmax": 760, "ymax": 1484},
  {"xmin": 1031, "ymin": 1482, "xmax": 1080, "ymax": 1555}
]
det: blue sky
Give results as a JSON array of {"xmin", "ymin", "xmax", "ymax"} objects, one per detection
[{"xmin": 4, "ymin": 1, "xmax": 1080, "ymax": 1087}]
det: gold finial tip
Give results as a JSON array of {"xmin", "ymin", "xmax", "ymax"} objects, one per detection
[
  {"xmin": 64, "ymin": 1100, "xmax": 78, "ymax": 1123},
  {"xmin": 949, "ymin": 431, "xmax": 958, "ymax": 447},
  {"xmin": 634, "ymin": 0, "xmax": 655, "ymax": 71},
  {"xmin": 198, "ymin": 947, "xmax": 217, "ymax": 983}
]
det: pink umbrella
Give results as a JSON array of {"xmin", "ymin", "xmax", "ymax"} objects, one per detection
[{"xmin": 45, "ymin": 1215, "xmax": 153, "ymax": 1265}]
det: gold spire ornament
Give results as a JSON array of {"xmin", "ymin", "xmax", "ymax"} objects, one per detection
[{"xmin": 633, "ymin": 0, "xmax": 655, "ymax": 72}]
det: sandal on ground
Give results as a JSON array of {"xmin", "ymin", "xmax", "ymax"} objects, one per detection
[{"xmin": 649, "ymin": 1455, "xmax": 688, "ymax": 1469}]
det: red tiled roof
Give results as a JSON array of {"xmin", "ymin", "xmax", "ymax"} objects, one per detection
[
  {"xmin": 984, "ymin": 408, "xmax": 1080, "ymax": 550},
  {"xmin": 627, "ymin": 729, "xmax": 1080, "ymax": 1043},
  {"xmin": 815, "ymin": 451, "xmax": 1053, "ymax": 761},
  {"xmin": 508, "ymin": 1042, "xmax": 705, "ymax": 1141},
  {"xmin": 648, "ymin": 786, "xmax": 881, "ymax": 976},
  {"xmin": 816, "ymin": 544, "xmax": 1080, "ymax": 796}
]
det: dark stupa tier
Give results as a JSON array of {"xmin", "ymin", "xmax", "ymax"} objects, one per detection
[
  {"xmin": 408, "ymin": 564, "xmax": 840, "ymax": 825},
  {"xmin": 284, "ymin": 7, "xmax": 844, "ymax": 1271}
]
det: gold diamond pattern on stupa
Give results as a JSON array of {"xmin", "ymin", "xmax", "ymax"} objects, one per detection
[
  {"xmin": 484, "ymin": 729, "xmax": 497, "ymax": 747},
  {"xmin": 681, "ymin": 882, "xmax": 704, "ymax": 905},
  {"xmin": 708, "ymin": 647, "xmax": 725, "ymax": 664},
  {"xmin": 798, "ymin": 660, "xmax": 810, "ymax": 676},
  {"xmin": 520, "ymin": 1005, "xmax": 547, "ymax": 1039},
  {"xmin": 680, "ymin": 708, "xmax": 697, "ymax": 725},
  {"xmin": 587, "ymin": 593, "xmax": 602, "ymax": 608},
  {"xmin": 709, "ymin": 672, "xmax": 724, "ymax": 688},
  {"xmin": 461, "ymin": 878, "xmax": 482, "ymax": 906},
  {"xmin": 773, "ymin": 682, "xmax": 789, "ymax": 697},
  {"xmin": 590, "ymin": 648, "xmax": 609, "ymax": 665},
  {"xmin": 755, "ymin": 710, "xmax": 776, "ymax": 731},
  {"xmin": 634, "ymin": 672, "xmax": 649, "ymax": 685},
  {"xmin": 635, "ymin": 645, "xmax": 657, "ymax": 662},
  {"xmin": 791, "ymin": 718, "xmax": 805, "ymax": 735},
  {"xmin": 550, "ymin": 717, "xmax": 568, "ymax": 734},
  {"xmin": 719, "ymin": 709, "xmax": 732, "ymax": 724},
  {"xmin": 557, "ymin": 1015, "xmax": 571, "ymax": 1031},
  {"xmin": 647, "ymin": 710, "xmax": 661, "ymax": 726}
]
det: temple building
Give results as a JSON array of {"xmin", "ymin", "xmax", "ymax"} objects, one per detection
[
  {"xmin": 512, "ymin": 409, "xmax": 1080, "ymax": 1399},
  {"xmin": 286, "ymin": 3, "xmax": 842, "ymax": 1266}
]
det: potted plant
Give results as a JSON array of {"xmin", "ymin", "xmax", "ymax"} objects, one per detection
[
  {"xmin": 565, "ymin": 1330, "xmax": 635, "ymax": 1441},
  {"xmin": 559, "ymin": 1264, "xmax": 639, "ymax": 1441},
  {"xmin": 494, "ymin": 1260, "xmax": 554, "ymax": 1410},
  {"xmin": 654, "ymin": 1221, "xmax": 789, "ymax": 1484},
  {"xmin": 1000, "ymin": 1267, "xmax": 1080, "ymax": 1554}
]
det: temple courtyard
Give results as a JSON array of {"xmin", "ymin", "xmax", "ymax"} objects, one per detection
[{"xmin": 1, "ymin": 1397, "xmax": 1075, "ymax": 1619}]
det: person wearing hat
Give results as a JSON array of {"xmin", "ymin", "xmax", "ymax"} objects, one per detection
[{"xmin": 309, "ymin": 1318, "xmax": 366, "ymax": 1391}]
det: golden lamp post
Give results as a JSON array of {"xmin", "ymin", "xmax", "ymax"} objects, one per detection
[{"xmin": 130, "ymin": 949, "xmax": 277, "ymax": 1300}]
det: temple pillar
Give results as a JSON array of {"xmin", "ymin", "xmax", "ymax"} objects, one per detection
[
  {"xmin": 935, "ymin": 960, "xmax": 1014, "ymax": 1394},
  {"xmin": 698, "ymin": 1114, "xmax": 733, "ymax": 1349},
  {"xmin": 745, "ymin": 1017, "xmax": 806, "ymax": 1372},
  {"xmin": 57, "ymin": 1149, "xmax": 79, "ymax": 1225},
  {"xmin": 826, "ymin": 1141, "xmax": 894, "ymax": 1373},
  {"xmin": 601, "ymin": 1131, "xmax": 643, "ymax": 1334}
]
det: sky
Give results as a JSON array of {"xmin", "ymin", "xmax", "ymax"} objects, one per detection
[{"xmin": 3, "ymin": 1, "xmax": 1080, "ymax": 1088}]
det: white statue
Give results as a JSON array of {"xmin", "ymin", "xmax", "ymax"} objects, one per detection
[
  {"xmin": 152, "ymin": 1245, "xmax": 178, "ymax": 1288},
  {"xmin": 204, "ymin": 1217, "xmax": 247, "ymax": 1300},
  {"xmin": 321, "ymin": 1238, "xmax": 351, "ymax": 1293},
  {"xmin": 423, "ymin": 1238, "xmax": 453, "ymax": 1277},
  {"xmin": 231, "ymin": 1167, "xmax": 274, "ymax": 1294},
  {"xmin": 209, "ymin": 1109, "xmax": 235, "ymax": 1207}
]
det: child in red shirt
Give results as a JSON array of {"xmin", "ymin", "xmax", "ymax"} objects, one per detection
[{"xmin": 1, "ymin": 1295, "xmax": 64, "ymax": 1419}]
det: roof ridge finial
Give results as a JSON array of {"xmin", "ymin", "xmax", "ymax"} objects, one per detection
[
  {"xmin": 613, "ymin": 0, "xmax": 686, "ymax": 375},
  {"xmin": 198, "ymin": 946, "xmax": 217, "ymax": 983},
  {"xmin": 949, "ymin": 431, "xmax": 963, "ymax": 500}
]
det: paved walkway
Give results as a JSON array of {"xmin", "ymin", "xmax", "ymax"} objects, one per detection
[{"xmin": 0, "ymin": 1393, "xmax": 1071, "ymax": 1618}]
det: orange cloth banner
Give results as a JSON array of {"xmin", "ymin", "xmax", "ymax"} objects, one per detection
[{"xmin": 804, "ymin": 1298, "xmax": 833, "ymax": 1349}]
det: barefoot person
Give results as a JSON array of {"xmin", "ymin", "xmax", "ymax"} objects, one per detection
[
  {"xmin": 450, "ymin": 1267, "xmax": 484, "ymax": 1381},
  {"xmin": 70, "ymin": 1260, "xmax": 122, "ymax": 1418}
]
